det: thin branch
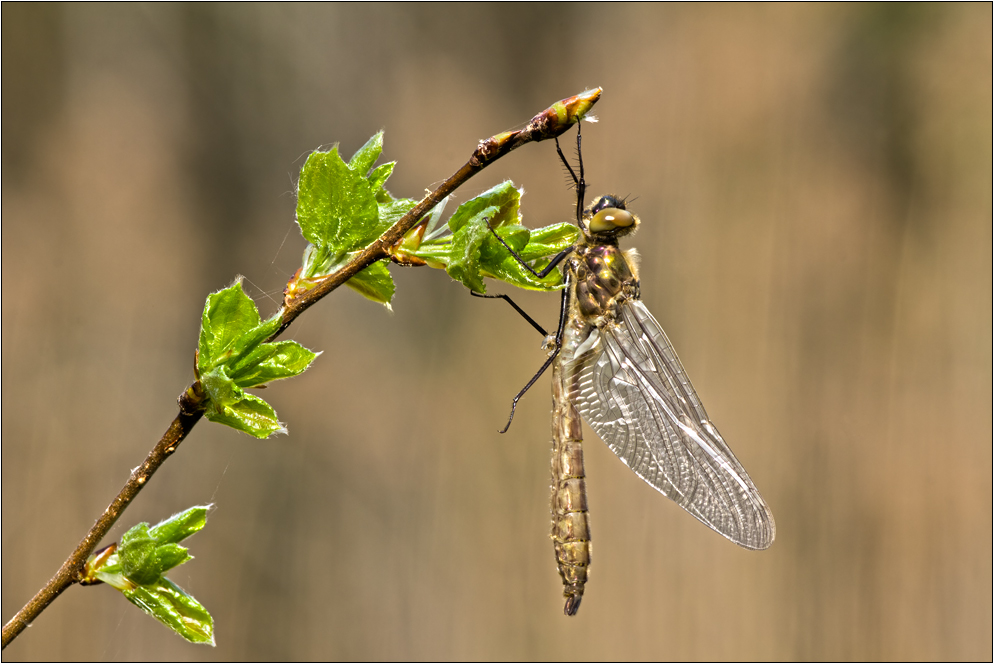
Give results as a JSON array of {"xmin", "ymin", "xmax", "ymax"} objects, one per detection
[{"xmin": 0, "ymin": 87, "xmax": 600, "ymax": 650}]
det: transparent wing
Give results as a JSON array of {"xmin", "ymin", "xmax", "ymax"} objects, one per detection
[{"xmin": 565, "ymin": 299, "xmax": 775, "ymax": 549}]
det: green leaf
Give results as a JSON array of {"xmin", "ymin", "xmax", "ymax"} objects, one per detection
[
  {"xmin": 299, "ymin": 243, "xmax": 335, "ymax": 280},
  {"xmin": 368, "ymin": 161, "xmax": 395, "ymax": 194},
  {"xmin": 518, "ymin": 222, "xmax": 579, "ymax": 261},
  {"xmin": 407, "ymin": 239, "xmax": 451, "ymax": 265},
  {"xmin": 230, "ymin": 340, "xmax": 320, "ymax": 387},
  {"xmin": 93, "ymin": 566, "xmax": 130, "ymax": 591},
  {"xmin": 484, "ymin": 253, "xmax": 563, "ymax": 291},
  {"xmin": 148, "ymin": 506, "xmax": 210, "ymax": 545},
  {"xmin": 123, "ymin": 578, "xmax": 214, "ymax": 646},
  {"xmin": 421, "ymin": 194, "xmax": 451, "ymax": 239},
  {"xmin": 119, "ymin": 526, "xmax": 193, "ymax": 585},
  {"xmin": 204, "ymin": 387, "xmax": 286, "ymax": 439},
  {"xmin": 345, "ymin": 260, "xmax": 396, "ymax": 306},
  {"xmin": 150, "ymin": 544, "xmax": 192, "ymax": 574},
  {"xmin": 201, "ymin": 364, "xmax": 240, "ymax": 411},
  {"xmin": 480, "ymin": 223, "xmax": 530, "ymax": 262},
  {"xmin": 199, "ymin": 280, "xmax": 268, "ymax": 370},
  {"xmin": 409, "ymin": 181, "xmax": 540, "ymax": 292},
  {"xmin": 378, "ymin": 197, "xmax": 417, "ymax": 228},
  {"xmin": 348, "ymin": 131, "xmax": 383, "ymax": 176},
  {"xmin": 296, "ymin": 147, "xmax": 379, "ymax": 254},
  {"xmin": 475, "ymin": 223, "xmax": 564, "ymax": 291},
  {"xmin": 445, "ymin": 207, "xmax": 497, "ymax": 293},
  {"xmin": 231, "ymin": 314, "xmax": 282, "ymax": 363},
  {"xmin": 119, "ymin": 525, "xmax": 158, "ymax": 585},
  {"xmin": 447, "ymin": 181, "xmax": 521, "ymax": 233}
]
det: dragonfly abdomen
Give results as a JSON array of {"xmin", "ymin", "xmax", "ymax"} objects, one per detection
[{"xmin": 551, "ymin": 357, "xmax": 590, "ymax": 616}]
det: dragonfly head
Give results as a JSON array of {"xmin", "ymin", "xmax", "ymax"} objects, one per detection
[{"xmin": 581, "ymin": 194, "xmax": 639, "ymax": 240}]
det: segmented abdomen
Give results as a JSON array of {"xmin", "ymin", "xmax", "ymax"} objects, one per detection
[{"xmin": 551, "ymin": 355, "xmax": 590, "ymax": 616}]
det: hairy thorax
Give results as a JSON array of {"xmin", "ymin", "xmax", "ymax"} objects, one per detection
[{"xmin": 572, "ymin": 241, "xmax": 640, "ymax": 324}]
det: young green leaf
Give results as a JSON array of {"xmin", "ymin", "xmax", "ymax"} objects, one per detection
[
  {"xmin": 484, "ymin": 253, "xmax": 563, "ymax": 291},
  {"xmin": 119, "ymin": 525, "xmax": 195, "ymax": 585},
  {"xmin": 345, "ymin": 260, "xmax": 396, "ymax": 306},
  {"xmin": 378, "ymin": 198, "xmax": 417, "ymax": 228},
  {"xmin": 517, "ymin": 222, "xmax": 579, "ymax": 261},
  {"xmin": 296, "ymin": 147, "xmax": 379, "ymax": 255},
  {"xmin": 402, "ymin": 181, "xmax": 577, "ymax": 293},
  {"xmin": 83, "ymin": 506, "xmax": 215, "ymax": 645},
  {"xmin": 203, "ymin": 380, "xmax": 287, "ymax": 438},
  {"xmin": 480, "ymin": 223, "xmax": 530, "ymax": 261},
  {"xmin": 229, "ymin": 340, "xmax": 322, "ymax": 388},
  {"xmin": 117, "ymin": 524, "xmax": 159, "ymax": 585},
  {"xmin": 348, "ymin": 131, "xmax": 384, "ymax": 176},
  {"xmin": 368, "ymin": 161, "xmax": 395, "ymax": 199},
  {"xmin": 199, "ymin": 279, "xmax": 278, "ymax": 370},
  {"xmin": 347, "ymin": 197, "xmax": 415, "ymax": 306},
  {"xmin": 117, "ymin": 507, "xmax": 209, "ymax": 584},
  {"xmin": 294, "ymin": 134, "xmax": 415, "ymax": 305},
  {"xmin": 446, "ymin": 180, "xmax": 521, "ymax": 233},
  {"xmin": 477, "ymin": 224, "xmax": 565, "ymax": 291},
  {"xmin": 198, "ymin": 281, "xmax": 317, "ymax": 438},
  {"xmin": 124, "ymin": 578, "xmax": 214, "ymax": 646},
  {"xmin": 445, "ymin": 206, "xmax": 499, "ymax": 293},
  {"xmin": 148, "ymin": 505, "xmax": 210, "ymax": 544}
]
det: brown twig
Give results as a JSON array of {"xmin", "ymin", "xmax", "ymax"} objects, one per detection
[{"xmin": 0, "ymin": 87, "xmax": 600, "ymax": 650}]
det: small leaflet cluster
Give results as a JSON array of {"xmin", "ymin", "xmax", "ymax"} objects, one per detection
[
  {"xmin": 198, "ymin": 279, "xmax": 318, "ymax": 439},
  {"xmin": 293, "ymin": 131, "xmax": 416, "ymax": 306},
  {"xmin": 82, "ymin": 506, "xmax": 215, "ymax": 645}
]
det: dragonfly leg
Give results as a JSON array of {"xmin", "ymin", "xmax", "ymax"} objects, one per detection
[
  {"xmin": 555, "ymin": 136, "xmax": 579, "ymax": 187},
  {"xmin": 499, "ymin": 350, "xmax": 558, "ymax": 433},
  {"xmin": 555, "ymin": 124, "xmax": 586, "ymax": 225},
  {"xmin": 483, "ymin": 218, "xmax": 573, "ymax": 279},
  {"xmin": 469, "ymin": 291, "xmax": 547, "ymax": 337},
  {"xmin": 496, "ymin": 273, "xmax": 572, "ymax": 433}
]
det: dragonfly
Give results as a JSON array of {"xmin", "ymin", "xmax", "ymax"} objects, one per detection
[{"xmin": 476, "ymin": 125, "xmax": 776, "ymax": 616}]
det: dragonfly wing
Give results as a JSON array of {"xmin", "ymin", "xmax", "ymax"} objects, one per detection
[{"xmin": 566, "ymin": 299, "xmax": 775, "ymax": 549}]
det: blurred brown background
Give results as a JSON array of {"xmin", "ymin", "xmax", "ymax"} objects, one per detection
[{"xmin": 2, "ymin": 4, "xmax": 990, "ymax": 661}]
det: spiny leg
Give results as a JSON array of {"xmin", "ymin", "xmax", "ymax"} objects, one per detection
[{"xmin": 554, "ymin": 124, "xmax": 586, "ymax": 225}]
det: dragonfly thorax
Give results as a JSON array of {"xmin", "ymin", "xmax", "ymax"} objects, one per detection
[{"xmin": 573, "ymin": 243, "xmax": 639, "ymax": 321}]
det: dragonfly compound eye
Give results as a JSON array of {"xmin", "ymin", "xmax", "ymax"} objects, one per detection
[{"xmin": 588, "ymin": 207, "xmax": 635, "ymax": 234}]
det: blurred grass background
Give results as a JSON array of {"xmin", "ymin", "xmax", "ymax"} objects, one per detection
[{"xmin": 2, "ymin": 4, "xmax": 990, "ymax": 660}]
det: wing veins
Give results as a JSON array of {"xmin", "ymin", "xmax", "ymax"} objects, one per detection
[{"xmin": 568, "ymin": 301, "xmax": 774, "ymax": 549}]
